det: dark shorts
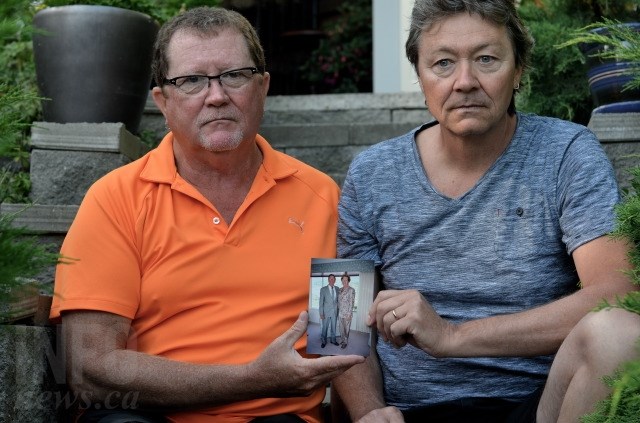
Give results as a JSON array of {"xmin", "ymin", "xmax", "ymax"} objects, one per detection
[{"xmin": 401, "ymin": 387, "xmax": 543, "ymax": 423}]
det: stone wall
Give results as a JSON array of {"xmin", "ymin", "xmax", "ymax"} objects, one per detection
[{"xmin": 589, "ymin": 113, "xmax": 640, "ymax": 190}]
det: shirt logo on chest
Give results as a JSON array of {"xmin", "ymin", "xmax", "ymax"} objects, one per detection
[{"xmin": 288, "ymin": 217, "xmax": 305, "ymax": 233}]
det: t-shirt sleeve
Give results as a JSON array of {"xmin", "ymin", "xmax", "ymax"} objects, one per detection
[{"xmin": 557, "ymin": 128, "xmax": 620, "ymax": 254}]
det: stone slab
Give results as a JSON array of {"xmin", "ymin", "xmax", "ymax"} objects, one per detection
[
  {"xmin": 30, "ymin": 122, "xmax": 149, "ymax": 160},
  {"xmin": 263, "ymin": 124, "xmax": 350, "ymax": 148},
  {"xmin": 284, "ymin": 145, "xmax": 370, "ymax": 187},
  {"xmin": 350, "ymin": 122, "xmax": 422, "ymax": 145},
  {"xmin": 261, "ymin": 109, "xmax": 391, "ymax": 125},
  {"xmin": 0, "ymin": 204, "xmax": 78, "ymax": 234},
  {"xmin": 30, "ymin": 149, "xmax": 131, "ymax": 205},
  {"xmin": 600, "ymin": 142, "xmax": 640, "ymax": 190},
  {"xmin": 264, "ymin": 92, "xmax": 426, "ymax": 111},
  {"xmin": 392, "ymin": 109, "xmax": 433, "ymax": 124},
  {"xmin": 588, "ymin": 113, "xmax": 640, "ymax": 142}
]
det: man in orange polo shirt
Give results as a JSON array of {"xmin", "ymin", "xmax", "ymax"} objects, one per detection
[{"xmin": 50, "ymin": 7, "xmax": 364, "ymax": 423}]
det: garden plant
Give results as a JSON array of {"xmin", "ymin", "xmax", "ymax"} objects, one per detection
[
  {"xmin": 563, "ymin": 9, "xmax": 640, "ymax": 421},
  {"xmin": 0, "ymin": 84, "xmax": 60, "ymax": 321}
]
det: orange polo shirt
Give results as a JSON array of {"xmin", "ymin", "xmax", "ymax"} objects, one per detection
[{"xmin": 51, "ymin": 133, "xmax": 339, "ymax": 422}]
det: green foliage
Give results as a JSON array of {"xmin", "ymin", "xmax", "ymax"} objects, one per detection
[
  {"xmin": 551, "ymin": 0, "xmax": 640, "ymax": 22},
  {"xmin": 585, "ymin": 164, "xmax": 640, "ymax": 421},
  {"xmin": 300, "ymin": 0, "xmax": 372, "ymax": 93},
  {"xmin": 517, "ymin": 0, "xmax": 639, "ymax": 124},
  {"xmin": 138, "ymin": 129, "xmax": 163, "ymax": 149},
  {"xmin": 611, "ymin": 166, "xmax": 640, "ymax": 288},
  {"xmin": 0, "ymin": 209, "xmax": 59, "ymax": 299},
  {"xmin": 0, "ymin": 0, "xmax": 42, "ymax": 204},
  {"xmin": 517, "ymin": 0, "xmax": 594, "ymax": 124},
  {"xmin": 581, "ymin": 341, "xmax": 640, "ymax": 422},
  {"xmin": 0, "ymin": 169, "xmax": 30, "ymax": 204},
  {"xmin": 0, "ymin": 84, "xmax": 41, "ymax": 204}
]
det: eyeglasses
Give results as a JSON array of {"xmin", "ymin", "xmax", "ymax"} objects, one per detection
[{"xmin": 162, "ymin": 67, "xmax": 260, "ymax": 95}]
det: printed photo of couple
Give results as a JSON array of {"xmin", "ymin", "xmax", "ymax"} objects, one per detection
[{"xmin": 307, "ymin": 258, "xmax": 377, "ymax": 356}]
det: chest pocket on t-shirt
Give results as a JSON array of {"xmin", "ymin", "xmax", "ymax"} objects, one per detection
[
  {"xmin": 493, "ymin": 188, "xmax": 547, "ymax": 260},
  {"xmin": 494, "ymin": 208, "xmax": 536, "ymax": 259}
]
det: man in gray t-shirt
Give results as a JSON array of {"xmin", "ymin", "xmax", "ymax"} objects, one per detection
[{"xmin": 332, "ymin": 1, "xmax": 640, "ymax": 422}]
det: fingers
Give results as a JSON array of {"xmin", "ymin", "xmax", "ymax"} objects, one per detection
[
  {"xmin": 367, "ymin": 289, "xmax": 401, "ymax": 326},
  {"xmin": 254, "ymin": 311, "xmax": 363, "ymax": 397},
  {"xmin": 370, "ymin": 290, "xmax": 433, "ymax": 348},
  {"xmin": 279, "ymin": 311, "xmax": 308, "ymax": 348},
  {"xmin": 382, "ymin": 307, "xmax": 408, "ymax": 347},
  {"xmin": 368, "ymin": 290, "xmax": 407, "ymax": 342}
]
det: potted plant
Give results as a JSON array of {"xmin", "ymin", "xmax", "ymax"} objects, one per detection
[
  {"xmin": 556, "ymin": 0, "xmax": 640, "ymax": 113},
  {"xmin": 560, "ymin": 19, "xmax": 640, "ymax": 113}
]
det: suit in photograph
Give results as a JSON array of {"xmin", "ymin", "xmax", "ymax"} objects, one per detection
[{"xmin": 319, "ymin": 283, "xmax": 340, "ymax": 346}]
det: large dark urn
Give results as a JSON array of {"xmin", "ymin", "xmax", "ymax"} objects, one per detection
[{"xmin": 32, "ymin": 5, "xmax": 159, "ymax": 134}]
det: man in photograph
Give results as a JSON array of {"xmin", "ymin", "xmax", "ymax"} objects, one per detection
[{"xmin": 319, "ymin": 274, "xmax": 340, "ymax": 348}]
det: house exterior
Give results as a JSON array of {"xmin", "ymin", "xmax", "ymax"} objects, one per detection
[{"xmin": 221, "ymin": 0, "xmax": 418, "ymax": 95}]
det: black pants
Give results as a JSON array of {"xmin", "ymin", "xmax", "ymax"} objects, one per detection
[{"xmin": 401, "ymin": 387, "xmax": 543, "ymax": 423}]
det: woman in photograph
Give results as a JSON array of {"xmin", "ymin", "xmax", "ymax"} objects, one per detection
[{"xmin": 338, "ymin": 273, "xmax": 356, "ymax": 349}]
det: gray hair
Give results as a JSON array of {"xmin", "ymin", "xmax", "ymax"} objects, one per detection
[
  {"xmin": 152, "ymin": 6, "xmax": 266, "ymax": 87},
  {"xmin": 406, "ymin": 0, "xmax": 533, "ymax": 71}
]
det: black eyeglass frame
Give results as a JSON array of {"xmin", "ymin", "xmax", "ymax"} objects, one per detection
[{"xmin": 162, "ymin": 67, "xmax": 262, "ymax": 92}]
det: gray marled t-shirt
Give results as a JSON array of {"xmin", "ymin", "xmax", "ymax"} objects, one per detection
[{"xmin": 337, "ymin": 113, "xmax": 619, "ymax": 409}]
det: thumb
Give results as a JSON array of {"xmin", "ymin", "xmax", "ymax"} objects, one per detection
[{"xmin": 281, "ymin": 311, "xmax": 308, "ymax": 347}]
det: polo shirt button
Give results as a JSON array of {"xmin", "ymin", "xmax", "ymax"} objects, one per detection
[{"xmin": 212, "ymin": 217, "xmax": 221, "ymax": 225}]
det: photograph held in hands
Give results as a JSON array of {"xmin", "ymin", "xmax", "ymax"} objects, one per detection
[{"xmin": 307, "ymin": 258, "xmax": 377, "ymax": 356}]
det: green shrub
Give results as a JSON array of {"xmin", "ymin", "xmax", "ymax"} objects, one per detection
[
  {"xmin": 517, "ymin": 0, "xmax": 594, "ymax": 124},
  {"xmin": 0, "ymin": 208, "xmax": 60, "ymax": 312},
  {"xmin": 0, "ymin": 0, "xmax": 42, "ymax": 204},
  {"xmin": 0, "ymin": 83, "xmax": 39, "ymax": 204},
  {"xmin": 582, "ymin": 166, "xmax": 640, "ymax": 422}
]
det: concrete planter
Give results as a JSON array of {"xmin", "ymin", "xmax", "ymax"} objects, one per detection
[{"xmin": 32, "ymin": 5, "xmax": 158, "ymax": 134}]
